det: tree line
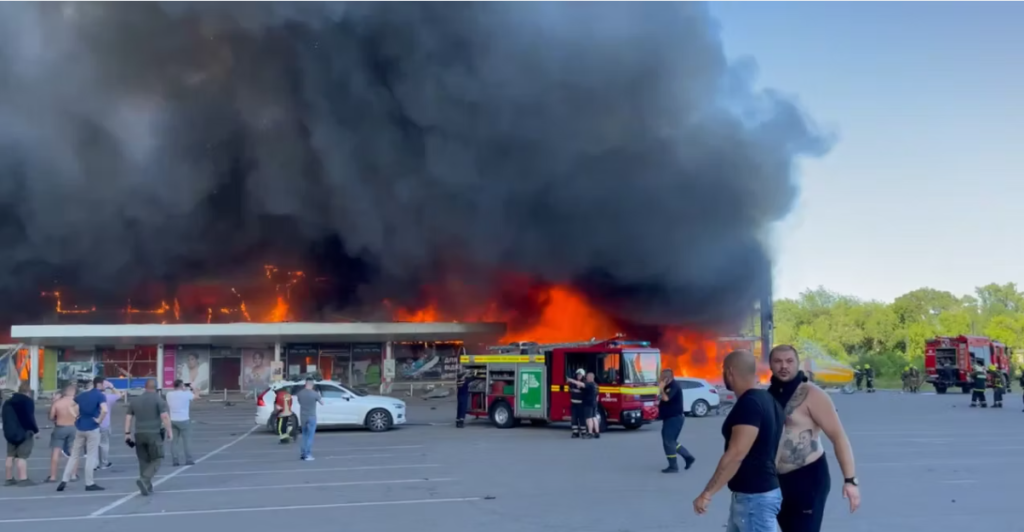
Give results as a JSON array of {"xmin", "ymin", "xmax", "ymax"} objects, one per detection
[{"xmin": 772, "ymin": 283, "xmax": 1024, "ymax": 379}]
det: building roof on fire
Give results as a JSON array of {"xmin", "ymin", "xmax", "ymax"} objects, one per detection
[{"xmin": 9, "ymin": 322, "xmax": 507, "ymax": 347}]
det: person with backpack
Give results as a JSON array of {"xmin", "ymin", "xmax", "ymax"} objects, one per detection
[{"xmin": 3, "ymin": 382, "xmax": 40, "ymax": 486}]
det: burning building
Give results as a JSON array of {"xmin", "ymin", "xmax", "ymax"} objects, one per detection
[{"xmin": 0, "ymin": 3, "xmax": 821, "ymax": 394}]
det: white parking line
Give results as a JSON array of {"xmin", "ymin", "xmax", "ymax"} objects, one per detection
[
  {"xmin": 0, "ymin": 497, "xmax": 482, "ymax": 523},
  {"xmin": 25, "ymin": 445, "xmax": 423, "ymax": 462},
  {"xmin": 52, "ymin": 464, "xmax": 442, "ymax": 483},
  {"xmin": 90, "ymin": 425, "xmax": 257, "ymax": 517},
  {"xmin": 0, "ymin": 478, "xmax": 455, "ymax": 502}
]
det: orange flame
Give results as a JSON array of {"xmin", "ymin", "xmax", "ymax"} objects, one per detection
[{"xmin": 265, "ymin": 296, "xmax": 289, "ymax": 322}]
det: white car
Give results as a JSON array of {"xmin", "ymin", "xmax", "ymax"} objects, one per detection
[
  {"xmin": 255, "ymin": 380, "xmax": 406, "ymax": 432},
  {"xmin": 674, "ymin": 377, "xmax": 721, "ymax": 417}
]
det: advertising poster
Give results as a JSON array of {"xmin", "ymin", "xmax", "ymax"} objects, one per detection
[
  {"xmin": 176, "ymin": 345, "xmax": 211, "ymax": 394},
  {"xmin": 241, "ymin": 348, "xmax": 272, "ymax": 391},
  {"xmin": 163, "ymin": 347, "xmax": 177, "ymax": 389},
  {"xmin": 270, "ymin": 361, "xmax": 284, "ymax": 383}
]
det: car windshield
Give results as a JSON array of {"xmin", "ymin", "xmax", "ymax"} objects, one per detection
[{"xmin": 622, "ymin": 351, "xmax": 661, "ymax": 384}]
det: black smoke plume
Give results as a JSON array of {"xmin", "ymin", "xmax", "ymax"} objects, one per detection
[{"xmin": 0, "ymin": 2, "xmax": 830, "ymax": 331}]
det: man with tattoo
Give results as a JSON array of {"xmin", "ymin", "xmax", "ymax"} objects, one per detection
[
  {"xmin": 769, "ymin": 345, "xmax": 861, "ymax": 532},
  {"xmin": 693, "ymin": 350, "xmax": 783, "ymax": 532}
]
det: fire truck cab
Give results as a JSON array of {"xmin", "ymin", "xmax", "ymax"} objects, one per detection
[
  {"xmin": 925, "ymin": 335, "xmax": 1012, "ymax": 394},
  {"xmin": 460, "ymin": 335, "xmax": 662, "ymax": 431}
]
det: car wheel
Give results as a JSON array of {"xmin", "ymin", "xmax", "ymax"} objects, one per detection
[
  {"xmin": 365, "ymin": 409, "xmax": 393, "ymax": 432},
  {"xmin": 691, "ymin": 399, "xmax": 710, "ymax": 418},
  {"xmin": 489, "ymin": 401, "xmax": 516, "ymax": 429}
]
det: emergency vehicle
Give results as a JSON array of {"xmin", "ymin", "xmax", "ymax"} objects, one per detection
[
  {"xmin": 460, "ymin": 335, "xmax": 662, "ymax": 430},
  {"xmin": 924, "ymin": 335, "xmax": 1011, "ymax": 394}
]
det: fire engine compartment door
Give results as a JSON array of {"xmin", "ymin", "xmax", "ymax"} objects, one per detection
[{"xmin": 515, "ymin": 363, "xmax": 547, "ymax": 419}]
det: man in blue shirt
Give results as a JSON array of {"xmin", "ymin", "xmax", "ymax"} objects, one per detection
[{"xmin": 57, "ymin": 376, "xmax": 108, "ymax": 492}]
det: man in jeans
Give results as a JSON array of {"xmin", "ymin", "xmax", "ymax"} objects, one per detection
[
  {"xmin": 694, "ymin": 350, "xmax": 784, "ymax": 532},
  {"xmin": 295, "ymin": 378, "xmax": 323, "ymax": 461},
  {"xmin": 165, "ymin": 380, "xmax": 197, "ymax": 466},
  {"xmin": 57, "ymin": 376, "xmax": 108, "ymax": 492},
  {"xmin": 97, "ymin": 380, "xmax": 123, "ymax": 470}
]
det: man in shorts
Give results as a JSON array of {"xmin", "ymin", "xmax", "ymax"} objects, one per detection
[
  {"xmin": 46, "ymin": 383, "xmax": 77, "ymax": 482},
  {"xmin": 583, "ymin": 372, "xmax": 600, "ymax": 439},
  {"xmin": 3, "ymin": 382, "xmax": 39, "ymax": 486}
]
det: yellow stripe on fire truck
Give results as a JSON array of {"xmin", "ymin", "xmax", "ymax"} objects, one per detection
[
  {"xmin": 459, "ymin": 355, "xmax": 546, "ymax": 363},
  {"xmin": 547, "ymin": 385, "xmax": 661, "ymax": 395}
]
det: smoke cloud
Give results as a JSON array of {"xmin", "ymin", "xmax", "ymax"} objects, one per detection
[{"xmin": 0, "ymin": 2, "xmax": 830, "ymax": 329}]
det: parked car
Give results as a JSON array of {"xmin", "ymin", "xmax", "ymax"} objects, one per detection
[
  {"xmin": 674, "ymin": 377, "xmax": 721, "ymax": 417},
  {"xmin": 255, "ymin": 380, "xmax": 406, "ymax": 432}
]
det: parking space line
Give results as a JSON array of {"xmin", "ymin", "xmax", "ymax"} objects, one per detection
[
  {"xmin": 0, "ymin": 478, "xmax": 455, "ymax": 502},
  {"xmin": 52, "ymin": 463, "xmax": 442, "ymax": 483},
  {"xmin": 25, "ymin": 445, "xmax": 423, "ymax": 462},
  {"xmin": 90, "ymin": 425, "xmax": 258, "ymax": 517},
  {"xmin": 0, "ymin": 497, "xmax": 482, "ymax": 523},
  {"xmin": 27, "ymin": 453, "xmax": 406, "ymax": 471}
]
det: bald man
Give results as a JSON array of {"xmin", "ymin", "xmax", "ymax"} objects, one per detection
[{"xmin": 694, "ymin": 350, "xmax": 784, "ymax": 532}]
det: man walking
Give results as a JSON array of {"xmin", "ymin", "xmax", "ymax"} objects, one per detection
[
  {"xmin": 3, "ymin": 382, "xmax": 39, "ymax": 486},
  {"xmin": 768, "ymin": 345, "xmax": 861, "ymax": 532},
  {"xmin": 455, "ymin": 367, "xmax": 470, "ymax": 429},
  {"xmin": 296, "ymin": 378, "xmax": 323, "ymax": 461},
  {"xmin": 583, "ymin": 372, "xmax": 600, "ymax": 438},
  {"xmin": 693, "ymin": 350, "xmax": 784, "ymax": 532},
  {"xmin": 46, "ymin": 383, "xmax": 77, "ymax": 482},
  {"xmin": 567, "ymin": 368, "xmax": 586, "ymax": 438},
  {"xmin": 57, "ymin": 376, "xmax": 108, "ymax": 492},
  {"xmin": 657, "ymin": 368, "xmax": 695, "ymax": 473},
  {"xmin": 124, "ymin": 379, "xmax": 172, "ymax": 496},
  {"xmin": 97, "ymin": 380, "xmax": 123, "ymax": 470},
  {"xmin": 166, "ymin": 380, "xmax": 197, "ymax": 466},
  {"xmin": 863, "ymin": 364, "xmax": 875, "ymax": 393}
]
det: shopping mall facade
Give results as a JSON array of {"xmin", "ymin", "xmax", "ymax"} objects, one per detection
[{"xmin": 3, "ymin": 322, "xmax": 505, "ymax": 397}]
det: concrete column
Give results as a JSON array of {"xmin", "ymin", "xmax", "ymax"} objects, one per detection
[
  {"xmin": 382, "ymin": 341, "xmax": 394, "ymax": 395},
  {"xmin": 156, "ymin": 344, "xmax": 165, "ymax": 390},
  {"xmin": 274, "ymin": 342, "xmax": 282, "ymax": 362},
  {"xmin": 29, "ymin": 344, "xmax": 39, "ymax": 399}
]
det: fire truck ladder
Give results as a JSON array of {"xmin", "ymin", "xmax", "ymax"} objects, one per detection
[{"xmin": 486, "ymin": 334, "xmax": 626, "ymax": 354}]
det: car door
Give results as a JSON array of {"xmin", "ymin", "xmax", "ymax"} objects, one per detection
[
  {"xmin": 316, "ymin": 384, "xmax": 351, "ymax": 425},
  {"xmin": 679, "ymin": 380, "xmax": 698, "ymax": 413}
]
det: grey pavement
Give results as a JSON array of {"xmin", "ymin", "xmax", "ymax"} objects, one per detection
[{"xmin": 1, "ymin": 389, "xmax": 1019, "ymax": 531}]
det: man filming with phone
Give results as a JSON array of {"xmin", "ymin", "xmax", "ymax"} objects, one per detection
[{"xmin": 124, "ymin": 379, "xmax": 172, "ymax": 496}]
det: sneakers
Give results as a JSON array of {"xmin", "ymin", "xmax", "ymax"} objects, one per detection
[
  {"xmin": 136, "ymin": 479, "xmax": 150, "ymax": 496},
  {"xmin": 56, "ymin": 481, "xmax": 67, "ymax": 492},
  {"xmin": 16, "ymin": 479, "xmax": 36, "ymax": 487},
  {"xmin": 185, "ymin": 460, "xmax": 195, "ymax": 466},
  {"xmin": 100, "ymin": 462, "xmax": 112, "ymax": 469},
  {"xmin": 85, "ymin": 484, "xmax": 105, "ymax": 492},
  {"xmin": 593, "ymin": 433, "xmax": 600, "ymax": 439},
  {"xmin": 301, "ymin": 455, "xmax": 315, "ymax": 461},
  {"xmin": 3, "ymin": 479, "xmax": 16, "ymax": 487}
]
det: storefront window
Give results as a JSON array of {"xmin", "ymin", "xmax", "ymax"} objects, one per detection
[
  {"xmin": 351, "ymin": 343, "xmax": 383, "ymax": 389},
  {"xmin": 56, "ymin": 348, "xmax": 97, "ymax": 391},
  {"xmin": 322, "ymin": 344, "xmax": 352, "ymax": 385},
  {"xmin": 394, "ymin": 342, "xmax": 460, "ymax": 383},
  {"xmin": 240, "ymin": 347, "xmax": 273, "ymax": 391},
  {"xmin": 286, "ymin": 345, "xmax": 319, "ymax": 380},
  {"xmin": 101, "ymin": 346, "xmax": 157, "ymax": 389}
]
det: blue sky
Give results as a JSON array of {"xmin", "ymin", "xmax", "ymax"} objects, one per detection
[{"xmin": 710, "ymin": 2, "xmax": 1024, "ymax": 302}]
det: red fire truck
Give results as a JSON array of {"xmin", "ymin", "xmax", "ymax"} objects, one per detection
[
  {"xmin": 460, "ymin": 335, "xmax": 662, "ymax": 430},
  {"xmin": 924, "ymin": 335, "xmax": 1012, "ymax": 394}
]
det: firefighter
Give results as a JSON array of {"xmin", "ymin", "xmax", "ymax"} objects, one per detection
[
  {"xmin": 989, "ymin": 365, "xmax": 1004, "ymax": 408},
  {"xmin": 274, "ymin": 386, "xmax": 295, "ymax": 443},
  {"xmin": 901, "ymin": 366, "xmax": 911, "ymax": 392},
  {"xmin": 909, "ymin": 365, "xmax": 920, "ymax": 393},
  {"xmin": 864, "ymin": 364, "xmax": 875, "ymax": 393},
  {"xmin": 970, "ymin": 362, "xmax": 988, "ymax": 408},
  {"xmin": 567, "ymin": 368, "xmax": 586, "ymax": 438},
  {"xmin": 455, "ymin": 367, "xmax": 470, "ymax": 428},
  {"xmin": 854, "ymin": 366, "xmax": 863, "ymax": 391}
]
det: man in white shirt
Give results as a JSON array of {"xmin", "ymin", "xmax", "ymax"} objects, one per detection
[{"xmin": 165, "ymin": 379, "xmax": 197, "ymax": 466}]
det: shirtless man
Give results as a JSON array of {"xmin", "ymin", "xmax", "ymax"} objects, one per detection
[
  {"xmin": 46, "ymin": 384, "xmax": 78, "ymax": 483},
  {"xmin": 768, "ymin": 345, "xmax": 860, "ymax": 532}
]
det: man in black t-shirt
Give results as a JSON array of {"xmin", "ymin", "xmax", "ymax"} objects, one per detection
[
  {"xmin": 582, "ymin": 372, "xmax": 599, "ymax": 439},
  {"xmin": 694, "ymin": 350, "xmax": 784, "ymax": 532}
]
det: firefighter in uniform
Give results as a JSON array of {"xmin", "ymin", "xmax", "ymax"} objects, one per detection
[
  {"xmin": 455, "ymin": 367, "xmax": 471, "ymax": 428},
  {"xmin": 1019, "ymin": 370, "xmax": 1024, "ymax": 412},
  {"xmin": 568, "ymin": 368, "xmax": 586, "ymax": 438},
  {"xmin": 854, "ymin": 366, "xmax": 863, "ymax": 391},
  {"xmin": 275, "ymin": 387, "xmax": 295, "ymax": 443},
  {"xmin": 901, "ymin": 366, "xmax": 911, "ymax": 392},
  {"xmin": 989, "ymin": 365, "xmax": 1004, "ymax": 408},
  {"xmin": 970, "ymin": 362, "xmax": 988, "ymax": 408},
  {"xmin": 864, "ymin": 364, "xmax": 875, "ymax": 393},
  {"xmin": 909, "ymin": 365, "xmax": 920, "ymax": 393}
]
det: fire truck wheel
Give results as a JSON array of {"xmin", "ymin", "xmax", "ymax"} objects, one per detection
[
  {"xmin": 934, "ymin": 385, "xmax": 947, "ymax": 394},
  {"xmin": 691, "ymin": 400, "xmax": 711, "ymax": 418},
  {"xmin": 489, "ymin": 401, "xmax": 516, "ymax": 429}
]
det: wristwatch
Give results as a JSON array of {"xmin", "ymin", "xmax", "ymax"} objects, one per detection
[{"xmin": 844, "ymin": 477, "xmax": 859, "ymax": 486}]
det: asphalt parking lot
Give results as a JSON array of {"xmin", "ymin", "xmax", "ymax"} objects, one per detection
[{"xmin": 1, "ymin": 389, "xmax": 1019, "ymax": 531}]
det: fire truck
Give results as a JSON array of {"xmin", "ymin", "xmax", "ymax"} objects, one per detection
[
  {"xmin": 460, "ymin": 335, "xmax": 662, "ymax": 430},
  {"xmin": 924, "ymin": 335, "xmax": 1012, "ymax": 394}
]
